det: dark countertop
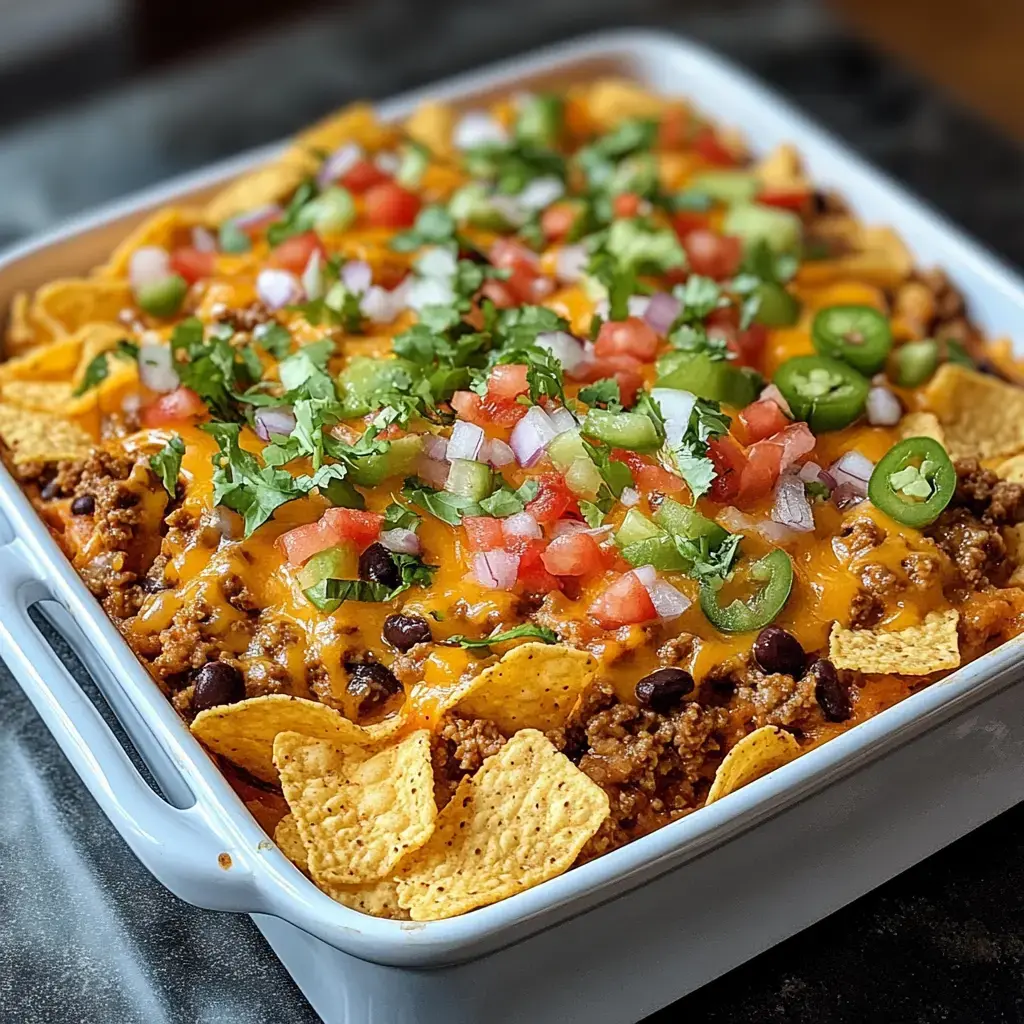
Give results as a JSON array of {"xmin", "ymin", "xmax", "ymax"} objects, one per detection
[{"xmin": 3, "ymin": 3, "xmax": 1024, "ymax": 1022}]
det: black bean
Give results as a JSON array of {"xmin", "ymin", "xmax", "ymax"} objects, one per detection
[
  {"xmin": 346, "ymin": 661, "xmax": 402, "ymax": 716},
  {"xmin": 634, "ymin": 667, "xmax": 694, "ymax": 714},
  {"xmin": 382, "ymin": 613, "xmax": 432, "ymax": 652},
  {"xmin": 358, "ymin": 543, "xmax": 400, "ymax": 589},
  {"xmin": 752, "ymin": 626, "xmax": 806, "ymax": 678},
  {"xmin": 191, "ymin": 661, "xmax": 245, "ymax": 714},
  {"xmin": 70, "ymin": 494, "xmax": 96, "ymax": 516},
  {"xmin": 811, "ymin": 659, "xmax": 852, "ymax": 722}
]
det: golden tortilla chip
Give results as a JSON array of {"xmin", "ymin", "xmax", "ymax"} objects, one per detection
[
  {"xmin": 29, "ymin": 279, "xmax": 133, "ymax": 341},
  {"xmin": 6, "ymin": 292, "xmax": 37, "ymax": 353},
  {"xmin": 1, "ymin": 381, "xmax": 74, "ymax": 411},
  {"xmin": 396, "ymin": 729, "xmax": 609, "ymax": 921},
  {"xmin": 455, "ymin": 642, "xmax": 598, "ymax": 734},
  {"xmin": 274, "ymin": 813, "xmax": 309, "ymax": 872},
  {"xmin": 705, "ymin": 725, "xmax": 802, "ymax": 805},
  {"xmin": 404, "ymin": 102, "xmax": 456, "ymax": 159},
  {"xmin": 0, "ymin": 333, "xmax": 89, "ymax": 384},
  {"xmin": 998, "ymin": 454, "xmax": 1024, "ymax": 483},
  {"xmin": 190, "ymin": 693, "xmax": 399, "ymax": 784},
  {"xmin": 96, "ymin": 207, "xmax": 204, "ymax": 279},
  {"xmin": 1005, "ymin": 525, "xmax": 1024, "ymax": 586},
  {"xmin": 923, "ymin": 364, "xmax": 1024, "ymax": 460},
  {"xmin": 0, "ymin": 403, "xmax": 93, "ymax": 463},
  {"xmin": 897, "ymin": 411, "xmax": 945, "ymax": 448},
  {"xmin": 580, "ymin": 79, "xmax": 668, "ymax": 128},
  {"xmin": 797, "ymin": 226, "xmax": 912, "ymax": 289},
  {"xmin": 829, "ymin": 609, "xmax": 960, "ymax": 675},
  {"xmin": 273, "ymin": 729, "xmax": 436, "ymax": 886},
  {"xmin": 203, "ymin": 164, "xmax": 309, "ymax": 227}
]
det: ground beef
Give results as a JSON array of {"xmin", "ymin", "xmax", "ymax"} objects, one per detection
[
  {"xmin": 221, "ymin": 573, "xmax": 259, "ymax": 615},
  {"xmin": 849, "ymin": 589, "xmax": 885, "ymax": 629},
  {"xmin": 849, "ymin": 562, "xmax": 904, "ymax": 628},
  {"xmin": 958, "ymin": 589, "xmax": 1024, "ymax": 654},
  {"xmin": 656, "ymin": 633, "xmax": 697, "ymax": 667},
  {"xmin": 703, "ymin": 655, "xmax": 820, "ymax": 732},
  {"xmin": 551, "ymin": 680, "xmax": 727, "ymax": 862},
  {"xmin": 834, "ymin": 516, "xmax": 885, "ymax": 560},
  {"xmin": 137, "ymin": 596, "xmax": 224, "ymax": 685},
  {"xmin": 210, "ymin": 301, "xmax": 271, "ymax": 332},
  {"xmin": 952, "ymin": 459, "xmax": 1024, "ymax": 524},
  {"xmin": 902, "ymin": 552, "xmax": 944, "ymax": 589},
  {"xmin": 431, "ymin": 713, "xmax": 506, "ymax": 807}
]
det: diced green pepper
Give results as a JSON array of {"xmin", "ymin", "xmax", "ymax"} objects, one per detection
[
  {"xmin": 297, "ymin": 187, "xmax": 356, "ymax": 233},
  {"xmin": 722, "ymin": 203, "xmax": 802, "ymax": 255},
  {"xmin": 337, "ymin": 356, "xmax": 418, "ymax": 416},
  {"xmin": 515, "ymin": 93, "xmax": 564, "ymax": 148},
  {"xmin": 753, "ymin": 281, "xmax": 801, "ymax": 327},
  {"xmin": 615, "ymin": 510, "xmax": 690, "ymax": 572},
  {"xmin": 892, "ymin": 339, "xmax": 939, "ymax": 387},
  {"xmin": 297, "ymin": 543, "xmax": 359, "ymax": 594},
  {"xmin": 444, "ymin": 458, "xmax": 493, "ymax": 500},
  {"xmin": 137, "ymin": 274, "xmax": 188, "ymax": 318},
  {"xmin": 582, "ymin": 409, "xmax": 662, "ymax": 453},
  {"xmin": 655, "ymin": 351, "xmax": 761, "ymax": 408},
  {"xmin": 615, "ymin": 509, "xmax": 662, "ymax": 547},
  {"xmin": 347, "ymin": 435, "xmax": 424, "ymax": 487},
  {"xmin": 654, "ymin": 498, "xmax": 727, "ymax": 546},
  {"xmin": 689, "ymin": 170, "xmax": 759, "ymax": 204}
]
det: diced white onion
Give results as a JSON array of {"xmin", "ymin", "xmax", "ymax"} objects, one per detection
[
  {"xmin": 633, "ymin": 565, "xmax": 657, "ymax": 588},
  {"xmin": 651, "ymin": 387, "xmax": 697, "ymax": 447},
  {"xmin": 203, "ymin": 506, "xmax": 243, "ymax": 541},
  {"xmin": 552, "ymin": 519, "xmax": 613, "ymax": 539},
  {"xmin": 374, "ymin": 151, "xmax": 401, "ymax": 175},
  {"xmin": 517, "ymin": 176, "xmax": 565, "ymax": 211},
  {"xmin": 482, "ymin": 438, "xmax": 515, "ymax": 468},
  {"xmin": 595, "ymin": 295, "xmax": 651, "ymax": 320},
  {"xmin": 759, "ymin": 383, "xmax": 793, "ymax": 418},
  {"xmin": 646, "ymin": 579, "xmax": 691, "ymax": 621},
  {"xmin": 535, "ymin": 330, "xmax": 589, "ymax": 377},
  {"xmin": 341, "ymin": 259, "xmax": 372, "ymax": 295},
  {"xmin": 415, "ymin": 246, "xmax": 458, "ymax": 281},
  {"xmin": 380, "ymin": 528, "xmax": 421, "ymax": 555},
  {"xmin": 830, "ymin": 450, "xmax": 874, "ymax": 497},
  {"xmin": 137, "ymin": 343, "xmax": 180, "ymax": 393},
  {"xmin": 554, "ymin": 244, "xmax": 589, "ymax": 284},
  {"xmin": 643, "ymin": 292, "xmax": 682, "ymax": 336},
  {"xmin": 866, "ymin": 386, "xmax": 902, "ymax": 426},
  {"xmin": 771, "ymin": 473, "xmax": 815, "ymax": 533},
  {"xmin": 129, "ymin": 246, "xmax": 171, "ymax": 290},
  {"xmin": 447, "ymin": 420, "xmax": 485, "ymax": 462},
  {"xmin": 317, "ymin": 142, "xmax": 364, "ymax": 188},
  {"xmin": 415, "ymin": 453, "xmax": 450, "ymax": 490},
  {"xmin": 422, "ymin": 434, "xmax": 449, "ymax": 462},
  {"xmin": 360, "ymin": 279, "xmax": 411, "ymax": 324},
  {"xmin": 253, "ymin": 406, "xmax": 297, "ymax": 441},
  {"xmin": 454, "ymin": 111, "xmax": 509, "ymax": 150},
  {"xmin": 547, "ymin": 405, "xmax": 577, "ymax": 436},
  {"xmin": 256, "ymin": 269, "xmax": 302, "ymax": 310},
  {"xmin": 471, "ymin": 550, "xmax": 520, "ymax": 590},
  {"xmin": 301, "ymin": 250, "xmax": 324, "ymax": 301},
  {"xmin": 408, "ymin": 275, "xmax": 455, "ymax": 312},
  {"xmin": 191, "ymin": 226, "xmax": 218, "ymax": 253},
  {"xmin": 757, "ymin": 520, "xmax": 800, "ymax": 544},
  {"xmin": 509, "ymin": 405, "xmax": 560, "ymax": 467},
  {"xmin": 620, "ymin": 486, "xmax": 641, "ymax": 507},
  {"xmin": 502, "ymin": 511, "xmax": 542, "ymax": 541},
  {"xmin": 488, "ymin": 194, "xmax": 528, "ymax": 228}
]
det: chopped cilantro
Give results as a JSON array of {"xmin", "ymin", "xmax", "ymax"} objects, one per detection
[
  {"xmin": 390, "ymin": 205, "xmax": 458, "ymax": 252},
  {"xmin": 462, "ymin": 140, "xmax": 565, "ymax": 195},
  {"xmin": 604, "ymin": 217, "xmax": 685, "ymax": 275},
  {"xmin": 805, "ymin": 480, "xmax": 831, "ymax": 501},
  {"xmin": 266, "ymin": 179, "xmax": 318, "ymax": 247},
  {"xmin": 401, "ymin": 479, "xmax": 482, "ymax": 526},
  {"xmin": 382, "ymin": 501, "xmax": 421, "ymax": 532},
  {"xmin": 578, "ymin": 378, "xmax": 622, "ymax": 409},
  {"xmin": 149, "ymin": 435, "xmax": 185, "ymax": 497},
  {"xmin": 170, "ymin": 317, "xmax": 259, "ymax": 420},
  {"xmin": 72, "ymin": 340, "xmax": 138, "ymax": 397},
  {"xmin": 252, "ymin": 322, "xmax": 293, "ymax": 359},
  {"xmin": 445, "ymin": 623, "xmax": 558, "ymax": 648},
  {"xmin": 667, "ymin": 398, "xmax": 732, "ymax": 502},
  {"xmin": 478, "ymin": 479, "xmax": 539, "ymax": 518},
  {"xmin": 578, "ymin": 500, "xmax": 606, "ymax": 528}
]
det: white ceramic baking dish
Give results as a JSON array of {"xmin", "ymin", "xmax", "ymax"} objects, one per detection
[{"xmin": 4, "ymin": 29, "xmax": 1024, "ymax": 1024}]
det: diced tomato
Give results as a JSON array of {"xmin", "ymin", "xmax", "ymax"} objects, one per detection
[
  {"xmin": 541, "ymin": 532, "xmax": 605, "ymax": 576},
  {"xmin": 594, "ymin": 317, "xmax": 660, "ymax": 361},
  {"xmin": 451, "ymin": 388, "xmax": 526, "ymax": 428},
  {"xmin": 169, "ymin": 247, "xmax": 215, "ymax": 285},
  {"xmin": 739, "ymin": 399, "xmax": 790, "ymax": 444},
  {"xmin": 363, "ymin": 182, "xmax": 421, "ymax": 228},
  {"xmin": 279, "ymin": 522, "xmax": 331, "ymax": 566},
  {"xmin": 489, "ymin": 239, "xmax": 554, "ymax": 304},
  {"xmin": 727, "ymin": 324, "xmax": 768, "ymax": 370},
  {"xmin": 339, "ymin": 159, "xmax": 390, "ymax": 194},
  {"xmin": 269, "ymin": 231, "xmax": 326, "ymax": 274},
  {"xmin": 581, "ymin": 353, "xmax": 644, "ymax": 407},
  {"xmin": 464, "ymin": 516, "xmax": 506, "ymax": 552},
  {"xmin": 479, "ymin": 279, "xmax": 517, "ymax": 309},
  {"xmin": 140, "ymin": 387, "xmax": 206, "ymax": 427},
  {"xmin": 487, "ymin": 364, "xmax": 530, "ymax": 402},
  {"xmin": 757, "ymin": 187, "xmax": 811, "ymax": 212},
  {"xmin": 682, "ymin": 230, "xmax": 743, "ymax": 280},
  {"xmin": 636, "ymin": 461, "xmax": 685, "ymax": 494},
  {"xmin": 526, "ymin": 473, "xmax": 575, "ymax": 524},
  {"xmin": 612, "ymin": 192, "xmax": 642, "ymax": 219},
  {"xmin": 657, "ymin": 106, "xmax": 692, "ymax": 150},
  {"xmin": 483, "ymin": 397, "xmax": 528, "ymax": 427},
  {"xmin": 708, "ymin": 435, "xmax": 746, "ymax": 504},
  {"xmin": 671, "ymin": 210, "xmax": 710, "ymax": 238},
  {"xmin": 771, "ymin": 422, "xmax": 816, "ymax": 473},
  {"xmin": 516, "ymin": 539, "xmax": 562, "ymax": 593},
  {"xmin": 451, "ymin": 390, "xmax": 485, "ymax": 423},
  {"xmin": 692, "ymin": 126, "xmax": 737, "ymax": 167},
  {"xmin": 540, "ymin": 203, "xmax": 579, "ymax": 241},
  {"xmin": 589, "ymin": 571, "xmax": 658, "ymax": 629},
  {"xmin": 320, "ymin": 507, "xmax": 383, "ymax": 549},
  {"xmin": 736, "ymin": 441, "xmax": 783, "ymax": 505}
]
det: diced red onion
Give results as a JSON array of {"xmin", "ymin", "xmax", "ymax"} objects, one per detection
[
  {"xmin": 447, "ymin": 420, "xmax": 485, "ymax": 462},
  {"xmin": 232, "ymin": 203, "xmax": 283, "ymax": 230},
  {"xmin": 758, "ymin": 520, "xmax": 800, "ymax": 544},
  {"xmin": 759, "ymin": 383, "xmax": 793, "ymax": 418},
  {"xmin": 471, "ymin": 550, "xmax": 520, "ymax": 590},
  {"xmin": 547, "ymin": 406, "xmax": 577, "ymax": 436},
  {"xmin": 254, "ymin": 406, "xmax": 297, "ymax": 441},
  {"xmin": 535, "ymin": 330, "xmax": 589, "ymax": 377},
  {"xmin": 771, "ymin": 473, "xmax": 815, "ymax": 533},
  {"xmin": 517, "ymin": 176, "xmax": 565, "ymax": 211},
  {"xmin": 554, "ymin": 244, "xmax": 588, "ymax": 284},
  {"xmin": 620, "ymin": 486, "xmax": 641, "ymax": 507},
  {"xmin": 454, "ymin": 111, "xmax": 509, "ymax": 150},
  {"xmin": 798, "ymin": 461, "xmax": 837, "ymax": 490},
  {"xmin": 301, "ymin": 249, "xmax": 324, "ymax": 301},
  {"xmin": 341, "ymin": 259, "xmax": 372, "ymax": 295},
  {"xmin": 866, "ymin": 386, "xmax": 902, "ymax": 427},
  {"xmin": 191, "ymin": 226, "xmax": 218, "ymax": 253},
  {"xmin": 482, "ymin": 438, "xmax": 515, "ymax": 468},
  {"xmin": 137, "ymin": 343, "xmax": 180, "ymax": 393},
  {"xmin": 830, "ymin": 450, "xmax": 874, "ymax": 496},
  {"xmin": 380, "ymin": 528, "xmax": 421, "ymax": 555},
  {"xmin": 633, "ymin": 565, "xmax": 657, "ymax": 588},
  {"xmin": 643, "ymin": 292, "xmax": 682, "ymax": 336},
  {"xmin": 509, "ymin": 405, "xmax": 560, "ymax": 467},
  {"xmin": 422, "ymin": 434, "xmax": 449, "ymax": 462},
  {"xmin": 415, "ymin": 454, "xmax": 450, "ymax": 490},
  {"xmin": 257, "ymin": 269, "xmax": 302, "ymax": 310},
  {"xmin": 502, "ymin": 512, "xmax": 542, "ymax": 541},
  {"xmin": 646, "ymin": 579, "xmax": 691, "ymax": 621},
  {"xmin": 129, "ymin": 246, "xmax": 171, "ymax": 290},
  {"xmin": 832, "ymin": 482, "xmax": 867, "ymax": 512},
  {"xmin": 317, "ymin": 142, "xmax": 363, "ymax": 189},
  {"xmin": 651, "ymin": 387, "xmax": 697, "ymax": 447}
]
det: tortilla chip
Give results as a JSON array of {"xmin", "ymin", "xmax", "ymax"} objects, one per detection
[
  {"xmin": 580, "ymin": 79, "xmax": 667, "ymax": 129},
  {"xmin": 190, "ymin": 693, "xmax": 398, "ymax": 784},
  {"xmin": 29, "ymin": 279, "xmax": 133, "ymax": 340},
  {"xmin": 273, "ymin": 812, "xmax": 408, "ymax": 918},
  {"xmin": 1005, "ymin": 525, "xmax": 1024, "ymax": 586},
  {"xmin": 96, "ymin": 207, "xmax": 204, "ymax": 279},
  {"xmin": 395, "ymin": 729, "xmax": 609, "ymax": 921},
  {"xmin": 897, "ymin": 411, "xmax": 945, "ymax": 448},
  {"xmin": 273, "ymin": 729, "xmax": 436, "ymax": 886},
  {"xmin": 705, "ymin": 725, "xmax": 802, "ymax": 805},
  {"xmin": 0, "ymin": 334, "xmax": 87, "ymax": 384},
  {"xmin": 0, "ymin": 403, "xmax": 93, "ymax": 463},
  {"xmin": 923, "ymin": 364, "xmax": 1024, "ymax": 460},
  {"xmin": 455, "ymin": 642, "xmax": 598, "ymax": 734},
  {"xmin": 203, "ymin": 164, "xmax": 309, "ymax": 227},
  {"xmin": 404, "ymin": 101, "xmax": 456, "ymax": 159},
  {"xmin": 1, "ymin": 381, "xmax": 74, "ymax": 412},
  {"xmin": 290, "ymin": 103, "xmax": 396, "ymax": 164},
  {"xmin": 6, "ymin": 292, "xmax": 37, "ymax": 353},
  {"xmin": 998, "ymin": 454, "xmax": 1024, "ymax": 484},
  {"xmin": 797, "ymin": 226, "xmax": 912, "ymax": 289},
  {"xmin": 829, "ymin": 609, "xmax": 960, "ymax": 675}
]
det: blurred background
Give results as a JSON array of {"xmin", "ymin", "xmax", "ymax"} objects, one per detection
[{"xmin": 4, "ymin": 2, "xmax": 1024, "ymax": 1023}]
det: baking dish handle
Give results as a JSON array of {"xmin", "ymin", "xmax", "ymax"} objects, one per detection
[{"xmin": 0, "ymin": 546, "xmax": 261, "ymax": 913}]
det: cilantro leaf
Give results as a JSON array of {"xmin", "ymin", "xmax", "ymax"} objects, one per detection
[
  {"xmin": 478, "ymin": 479, "xmax": 538, "ymax": 518},
  {"xmin": 266, "ymin": 179, "xmax": 318, "ymax": 247},
  {"xmin": 253, "ymin": 322, "xmax": 292, "ymax": 359},
  {"xmin": 578, "ymin": 378, "xmax": 622, "ymax": 410},
  {"xmin": 383, "ymin": 502, "xmax": 421, "ymax": 532},
  {"xmin": 390, "ymin": 205, "xmax": 458, "ymax": 252},
  {"xmin": 586, "ymin": 247, "xmax": 638, "ymax": 322},
  {"xmin": 170, "ymin": 317, "xmax": 259, "ymax": 420},
  {"xmin": 604, "ymin": 218, "xmax": 685, "ymax": 275},
  {"xmin": 304, "ymin": 578, "xmax": 395, "ymax": 607},
  {"xmin": 401, "ymin": 479, "xmax": 482, "ymax": 525},
  {"xmin": 72, "ymin": 340, "xmax": 138, "ymax": 397},
  {"xmin": 445, "ymin": 623, "xmax": 558, "ymax": 648},
  {"xmin": 578, "ymin": 500, "xmax": 606, "ymax": 528},
  {"xmin": 391, "ymin": 552, "xmax": 439, "ymax": 595},
  {"xmin": 149, "ymin": 435, "xmax": 185, "ymax": 497},
  {"xmin": 667, "ymin": 398, "xmax": 732, "ymax": 502}
]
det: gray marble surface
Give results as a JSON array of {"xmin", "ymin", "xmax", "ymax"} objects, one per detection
[{"xmin": 3, "ymin": 2, "xmax": 1024, "ymax": 1022}]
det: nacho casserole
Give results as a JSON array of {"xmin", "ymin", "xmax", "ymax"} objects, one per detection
[{"xmin": 5, "ymin": 80, "xmax": 1024, "ymax": 921}]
